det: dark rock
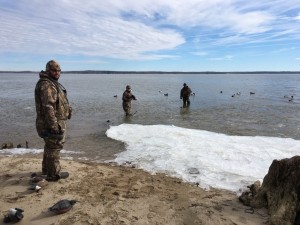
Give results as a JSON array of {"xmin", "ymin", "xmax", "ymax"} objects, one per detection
[{"xmin": 239, "ymin": 156, "xmax": 300, "ymax": 225}]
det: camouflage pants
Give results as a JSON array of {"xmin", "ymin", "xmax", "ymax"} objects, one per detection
[
  {"xmin": 182, "ymin": 97, "xmax": 190, "ymax": 108},
  {"xmin": 122, "ymin": 101, "xmax": 131, "ymax": 116},
  {"xmin": 42, "ymin": 121, "xmax": 67, "ymax": 177}
]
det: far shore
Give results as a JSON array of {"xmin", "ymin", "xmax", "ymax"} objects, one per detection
[{"xmin": 0, "ymin": 70, "xmax": 299, "ymax": 74}]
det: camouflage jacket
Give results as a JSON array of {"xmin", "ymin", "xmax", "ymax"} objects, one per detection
[
  {"xmin": 35, "ymin": 71, "xmax": 70, "ymax": 134},
  {"xmin": 180, "ymin": 86, "xmax": 192, "ymax": 98},
  {"xmin": 122, "ymin": 90, "xmax": 136, "ymax": 102}
]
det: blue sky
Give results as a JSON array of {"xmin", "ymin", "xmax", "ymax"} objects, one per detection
[{"xmin": 0, "ymin": 0, "xmax": 300, "ymax": 72}]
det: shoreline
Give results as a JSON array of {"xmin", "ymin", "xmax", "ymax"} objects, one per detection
[{"xmin": 0, "ymin": 156, "xmax": 269, "ymax": 225}]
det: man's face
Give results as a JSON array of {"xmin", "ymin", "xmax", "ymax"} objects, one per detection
[{"xmin": 49, "ymin": 68, "xmax": 61, "ymax": 80}]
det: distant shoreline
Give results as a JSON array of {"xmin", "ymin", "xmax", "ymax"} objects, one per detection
[{"xmin": 0, "ymin": 70, "xmax": 299, "ymax": 74}]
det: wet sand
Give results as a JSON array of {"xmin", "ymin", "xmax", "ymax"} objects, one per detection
[{"xmin": 0, "ymin": 157, "xmax": 269, "ymax": 225}]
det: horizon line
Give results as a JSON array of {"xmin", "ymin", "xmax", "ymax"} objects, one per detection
[{"xmin": 1, "ymin": 70, "xmax": 300, "ymax": 74}]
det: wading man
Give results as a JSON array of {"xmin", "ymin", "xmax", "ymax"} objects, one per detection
[
  {"xmin": 180, "ymin": 83, "xmax": 192, "ymax": 108},
  {"xmin": 122, "ymin": 85, "xmax": 137, "ymax": 116},
  {"xmin": 35, "ymin": 60, "xmax": 72, "ymax": 181}
]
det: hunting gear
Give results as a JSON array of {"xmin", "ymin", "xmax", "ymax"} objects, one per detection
[
  {"xmin": 35, "ymin": 60, "xmax": 72, "ymax": 181},
  {"xmin": 180, "ymin": 83, "xmax": 192, "ymax": 108},
  {"xmin": 122, "ymin": 85, "xmax": 137, "ymax": 116}
]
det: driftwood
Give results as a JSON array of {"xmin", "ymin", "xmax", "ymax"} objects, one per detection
[{"xmin": 239, "ymin": 156, "xmax": 300, "ymax": 225}]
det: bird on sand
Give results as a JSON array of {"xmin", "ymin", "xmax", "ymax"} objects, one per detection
[
  {"xmin": 3, "ymin": 208, "xmax": 24, "ymax": 223},
  {"xmin": 49, "ymin": 199, "xmax": 77, "ymax": 214}
]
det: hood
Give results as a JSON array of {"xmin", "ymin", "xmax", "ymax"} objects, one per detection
[
  {"xmin": 39, "ymin": 70, "xmax": 49, "ymax": 79},
  {"xmin": 39, "ymin": 70, "xmax": 58, "ymax": 82}
]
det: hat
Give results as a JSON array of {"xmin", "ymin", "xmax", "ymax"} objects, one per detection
[
  {"xmin": 46, "ymin": 60, "xmax": 61, "ymax": 72},
  {"xmin": 183, "ymin": 83, "xmax": 187, "ymax": 86},
  {"xmin": 126, "ymin": 85, "xmax": 131, "ymax": 89}
]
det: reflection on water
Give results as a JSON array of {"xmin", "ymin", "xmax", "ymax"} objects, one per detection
[{"xmin": 1, "ymin": 73, "xmax": 300, "ymax": 160}]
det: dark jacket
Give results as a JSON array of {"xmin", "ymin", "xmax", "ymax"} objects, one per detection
[{"xmin": 180, "ymin": 86, "xmax": 192, "ymax": 98}]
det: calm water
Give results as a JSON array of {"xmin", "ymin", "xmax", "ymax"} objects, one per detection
[{"xmin": 1, "ymin": 73, "xmax": 300, "ymax": 161}]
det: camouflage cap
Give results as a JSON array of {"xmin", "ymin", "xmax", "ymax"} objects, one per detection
[{"xmin": 46, "ymin": 60, "xmax": 61, "ymax": 71}]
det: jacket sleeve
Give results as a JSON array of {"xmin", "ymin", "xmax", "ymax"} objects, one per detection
[{"xmin": 39, "ymin": 81, "xmax": 59, "ymax": 130}]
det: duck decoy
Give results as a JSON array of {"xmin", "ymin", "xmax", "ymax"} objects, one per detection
[
  {"xmin": 49, "ymin": 199, "xmax": 77, "ymax": 214},
  {"xmin": 29, "ymin": 179, "xmax": 48, "ymax": 191},
  {"xmin": 3, "ymin": 208, "xmax": 24, "ymax": 223}
]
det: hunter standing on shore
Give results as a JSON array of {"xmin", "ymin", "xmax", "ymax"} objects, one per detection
[{"xmin": 35, "ymin": 60, "xmax": 72, "ymax": 181}]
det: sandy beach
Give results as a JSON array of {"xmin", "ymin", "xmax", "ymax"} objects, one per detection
[{"xmin": 0, "ymin": 156, "xmax": 269, "ymax": 225}]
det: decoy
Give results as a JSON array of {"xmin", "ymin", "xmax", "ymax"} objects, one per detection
[
  {"xmin": 3, "ymin": 208, "xmax": 24, "ymax": 223},
  {"xmin": 49, "ymin": 199, "xmax": 77, "ymax": 214},
  {"xmin": 29, "ymin": 179, "xmax": 48, "ymax": 191}
]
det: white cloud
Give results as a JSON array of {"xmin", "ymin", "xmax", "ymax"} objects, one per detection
[
  {"xmin": 209, "ymin": 55, "xmax": 233, "ymax": 61},
  {"xmin": 0, "ymin": 1, "xmax": 185, "ymax": 60},
  {"xmin": 192, "ymin": 51, "xmax": 208, "ymax": 56},
  {"xmin": 0, "ymin": 0, "xmax": 300, "ymax": 63},
  {"xmin": 271, "ymin": 47, "xmax": 297, "ymax": 54}
]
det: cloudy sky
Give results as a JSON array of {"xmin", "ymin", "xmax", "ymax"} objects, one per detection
[{"xmin": 1, "ymin": 0, "xmax": 300, "ymax": 71}]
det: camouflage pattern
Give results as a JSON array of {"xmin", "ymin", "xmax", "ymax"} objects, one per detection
[
  {"xmin": 46, "ymin": 60, "xmax": 61, "ymax": 72},
  {"xmin": 35, "ymin": 70, "xmax": 71, "ymax": 178},
  {"xmin": 122, "ymin": 86, "xmax": 136, "ymax": 116},
  {"xmin": 180, "ymin": 84, "xmax": 192, "ymax": 108}
]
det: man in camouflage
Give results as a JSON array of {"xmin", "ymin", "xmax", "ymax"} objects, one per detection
[
  {"xmin": 122, "ymin": 85, "xmax": 137, "ymax": 116},
  {"xmin": 35, "ymin": 60, "xmax": 72, "ymax": 181},
  {"xmin": 180, "ymin": 83, "xmax": 192, "ymax": 108}
]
